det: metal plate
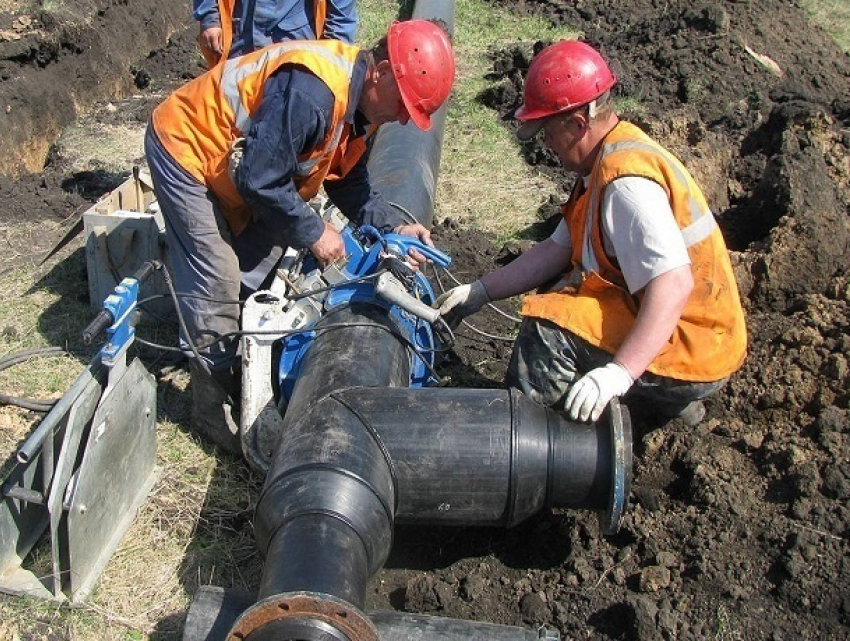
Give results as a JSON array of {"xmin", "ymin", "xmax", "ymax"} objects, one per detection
[
  {"xmin": 65, "ymin": 358, "xmax": 159, "ymax": 601},
  {"xmin": 0, "ymin": 365, "xmax": 102, "ymax": 599}
]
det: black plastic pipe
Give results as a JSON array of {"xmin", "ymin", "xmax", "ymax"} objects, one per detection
[
  {"xmin": 184, "ymin": 586, "xmax": 561, "ymax": 641},
  {"xmin": 366, "ymin": 1, "xmax": 455, "ymax": 229},
  {"xmin": 242, "ymin": 302, "xmax": 630, "ymax": 640}
]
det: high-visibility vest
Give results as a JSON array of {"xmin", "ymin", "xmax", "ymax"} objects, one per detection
[
  {"xmin": 522, "ymin": 121, "xmax": 747, "ymax": 382},
  {"xmin": 151, "ymin": 38, "xmax": 370, "ymax": 235}
]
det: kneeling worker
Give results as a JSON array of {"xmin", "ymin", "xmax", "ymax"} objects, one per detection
[{"xmin": 436, "ymin": 41, "xmax": 746, "ymax": 426}]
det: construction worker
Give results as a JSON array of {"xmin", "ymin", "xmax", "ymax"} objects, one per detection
[
  {"xmin": 145, "ymin": 19, "xmax": 455, "ymax": 454},
  {"xmin": 194, "ymin": 0, "xmax": 357, "ymax": 66},
  {"xmin": 436, "ymin": 41, "xmax": 746, "ymax": 426}
]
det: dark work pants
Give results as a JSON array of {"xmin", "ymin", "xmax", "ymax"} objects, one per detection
[
  {"xmin": 145, "ymin": 126, "xmax": 243, "ymax": 371},
  {"xmin": 506, "ymin": 317, "xmax": 727, "ymax": 418}
]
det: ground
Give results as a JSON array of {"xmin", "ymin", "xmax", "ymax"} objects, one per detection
[{"xmin": 0, "ymin": 0, "xmax": 849, "ymax": 640}]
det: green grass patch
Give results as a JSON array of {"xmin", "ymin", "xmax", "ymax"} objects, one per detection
[
  {"xmin": 800, "ymin": 0, "xmax": 850, "ymax": 52},
  {"xmin": 439, "ymin": 0, "xmax": 579, "ymax": 238}
]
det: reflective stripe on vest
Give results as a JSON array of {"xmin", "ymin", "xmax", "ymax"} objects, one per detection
[
  {"xmin": 600, "ymin": 139, "xmax": 717, "ymax": 246},
  {"xmin": 152, "ymin": 40, "xmax": 362, "ymax": 235},
  {"xmin": 220, "ymin": 42, "xmax": 354, "ymax": 175}
]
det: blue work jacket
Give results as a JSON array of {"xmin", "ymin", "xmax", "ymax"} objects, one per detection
[{"xmin": 193, "ymin": 0, "xmax": 357, "ymax": 56}]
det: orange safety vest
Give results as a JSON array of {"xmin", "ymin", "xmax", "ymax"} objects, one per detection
[
  {"xmin": 151, "ymin": 37, "xmax": 370, "ymax": 236},
  {"xmin": 522, "ymin": 121, "xmax": 747, "ymax": 382}
]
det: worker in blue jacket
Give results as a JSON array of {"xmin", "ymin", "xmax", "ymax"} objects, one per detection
[
  {"xmin": 146, "ymin": 20, "xmax": 455, "ymax": 456},
  {"xmin": 193, "ymin": 0, "xmax": 357, "ymax": 64}
]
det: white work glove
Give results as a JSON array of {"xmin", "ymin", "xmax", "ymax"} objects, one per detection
[
  {"xmin": 434, "ymin": 280, "xmax": 491, "ymax": 328},
  {"xmin": 565, "ymin": 362, "xmax": 634, "ymax": 423}
]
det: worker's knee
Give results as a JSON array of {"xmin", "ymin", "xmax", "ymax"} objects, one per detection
[{"xmin": 506, "ymin": 318, "xmax": 587, "ymax": 409}]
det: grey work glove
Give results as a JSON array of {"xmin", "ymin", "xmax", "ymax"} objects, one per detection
[
  {"xmin": 434, "ymin": 280, "xmax": 491, "ymax": 328},
  {"xmin": 564, "ymin": 362, "xmax": 634, "ymax": 423},
  {"xmin": 227, "ymin": 137, "xmax": 246, "ymax": 184}
]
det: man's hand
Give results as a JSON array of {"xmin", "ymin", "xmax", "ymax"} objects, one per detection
[
  {"xmin": 394, "ymin": 223, "xmax": 432, "ymax": 269},
  {"xmin": 434, "ymin": 280, "xmax": 491, "ymax": 328},
  {"xmin": 199, "ymin": 25, "xmax": 224, "ymax": 61},
  {"xmin": 564, "ymin": 362, "xmax": 633, "ymax": 423},
  {"xmin": 310, "ymin": 222, "xmax": 345, "ymax": 267}
]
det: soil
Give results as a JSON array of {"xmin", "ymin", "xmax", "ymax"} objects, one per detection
[{"xmin": 1, "ymin": 1, "xmax": 849, "ymax": 640}]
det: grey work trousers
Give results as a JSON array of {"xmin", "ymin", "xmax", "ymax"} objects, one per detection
[
  {"xmin": 145, "ymin": 126, "xmax": 288, "ymax": 371},
  {"xmin": 505, "ymin": 317, "xmax": 727, "ymax": 419}
]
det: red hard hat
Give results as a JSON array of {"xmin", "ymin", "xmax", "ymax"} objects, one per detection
[
  {"xmin": 515, "ymin": 41, "xmax": 616, "ymax": 137},
  {"xmin": 387, "ymin": 20, "xmax": 455, "ymax": 131}
]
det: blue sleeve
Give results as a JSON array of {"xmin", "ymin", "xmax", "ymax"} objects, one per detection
[
  {"xmin": 193, "ymin": 0, "xmax": 221, "ymax": 28},
  {"xmin": 235, "ymin": 69, "xmax": 333, "ymax": 249},
  {"xmin": 324, "ymin": 0, "xmax": 358, "ymax": 43},
  {"xmin": 323, "ymin": 143, "xmax": 407, "ymax": 232}
]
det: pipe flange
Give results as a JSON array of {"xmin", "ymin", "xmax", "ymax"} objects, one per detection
[
  {"xmin": 227, "ymin": 591, "xmax": 379, "ymax": 641},
  {"xmin": 598, "ymin": 397, "xmax": 632, "ymax": 535}
]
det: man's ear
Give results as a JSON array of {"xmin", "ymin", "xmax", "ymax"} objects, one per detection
[
  {"xmin": 574, "ymin": 112, "xmax": 587, "ymax": 131},
  {"xmin": 362, "ymin": 61, "xmax": 384, "ymax": 90},
  {"xmin": 572, "ymin": 111, "xmax": 590, "ymax": 134},
  {"xmin": 374, "ymin": 59, "xmax": 394, "ymax": 79}
]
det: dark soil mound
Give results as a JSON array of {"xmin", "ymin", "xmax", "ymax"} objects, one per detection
[{"xmin": 426, "ymin": 2, "xmax": 850, "ymax": 639}]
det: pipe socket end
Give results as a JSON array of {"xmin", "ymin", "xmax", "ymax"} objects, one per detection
[
  {"xmin": 228, "ymin": 591, "xmax": 378, "ymax": 641},
  {"xmin": 597, "ymin": 397, "xmax": 632, "ymax": 535}
]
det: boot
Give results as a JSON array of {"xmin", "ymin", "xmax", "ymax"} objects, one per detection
[
  {"xmin": 189, "ymin": 359, "xmax": 242, "ymax": 456},
  {"xmin": 675, "ymin": 400, "xmax": 706, "ymax": 427}
]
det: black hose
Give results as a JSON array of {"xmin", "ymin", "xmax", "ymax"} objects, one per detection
[{"xmin": 0, "ymin": 346, "xmax": 76, "ymax": 412}]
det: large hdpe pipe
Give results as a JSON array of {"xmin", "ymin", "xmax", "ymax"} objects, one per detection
[
  {"xmin": 367, "ymin": 0, "xmax": 455, "ymax": 228},
  {"xmin": 184, "ymin": 586, "xmax": 561, "ymax": 641}
]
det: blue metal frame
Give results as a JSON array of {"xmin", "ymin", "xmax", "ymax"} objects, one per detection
[{"xmin": 278, "ymin": 226, "xmax": 451, "ymax": 405}]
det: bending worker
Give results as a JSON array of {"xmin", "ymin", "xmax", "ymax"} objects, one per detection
[
  {"xmin": 436, "ymin": 41, "xmax": 746, "ymax": 426},
  {"xmin": 194, "ymin": 0, "xmax": 357, "ymax": 65},
  {"xmin": 145, "ymin": 19, "xmax": 455, "ymax": 454}
]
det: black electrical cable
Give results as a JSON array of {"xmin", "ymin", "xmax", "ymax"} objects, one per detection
[
  {"xmin": 0, "ymin": 346, "xmax": 79, "ymax": 412},
  {"xmin": 157, "ymin": 261, "xmax": 212, "ymax": 377},
  {"xmin": 137, "ymin": 261, "xmax": 443, "ymax": 382}
]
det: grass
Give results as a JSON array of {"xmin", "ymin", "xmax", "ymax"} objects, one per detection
[
  {"xmin": 438, "ymin": 0, "xmax": 577, "ymax": 238},
  {"xmin": 799, "ymin": 0, "xmax": 850, "ymax": 52}
]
